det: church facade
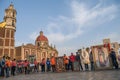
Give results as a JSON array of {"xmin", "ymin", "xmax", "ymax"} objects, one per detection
[{"xmin": 15, "ymin": 31, "xmax": 58, "ymax": 61}]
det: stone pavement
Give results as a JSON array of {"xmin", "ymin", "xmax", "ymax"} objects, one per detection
[{"xmin": 2, "ymin": 70, "xmax": 120, "ymax": 80}]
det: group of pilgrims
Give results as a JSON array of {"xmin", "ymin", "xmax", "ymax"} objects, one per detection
[{"xmin": 0, "ymin": 48, "xmax": 119, "ymax": 78}]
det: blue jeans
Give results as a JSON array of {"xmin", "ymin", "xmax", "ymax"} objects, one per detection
[
  {"xmin": 90, "ymin": 62, "xmax": 94, "ymax": 71},
  {"xmin": 5, "ymin": 67, "xmax": 10, "ymax": 77},
  {"xmin": 47, "ymin": 65, "xmax": 51, "ymax": 71},
  {"xmin": 1, "ymin": 67, "xmax": 5, "ymax": 77},
  {"xmin": 41, "ymin": 65, "xmax": 45, "ymax": 72},
  {"xmin": 0, "ymin": 67, "xmax": 1, "ymax": 76}
]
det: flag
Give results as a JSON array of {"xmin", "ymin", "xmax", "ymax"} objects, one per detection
[{"xmin": 0, "ymin": 21, "xmax": 6, "ymax": 28}]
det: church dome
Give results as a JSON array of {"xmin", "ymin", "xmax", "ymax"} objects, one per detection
[{"xmin": 36, "ymin": 31, "xmax": 48, "ymax": 42}]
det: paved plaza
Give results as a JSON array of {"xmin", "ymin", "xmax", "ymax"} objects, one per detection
[{"xmin": 1, "ymin": 70, "xmax": 120, "ymax": 80}]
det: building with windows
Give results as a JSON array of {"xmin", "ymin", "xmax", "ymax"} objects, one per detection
[
  {"xmin": 15, "ymin": 31, "xmax": 58, "ymax": 61},
  {"xmin": 0, "ymin": 4, "xmax": 16, "ymax": 59}
]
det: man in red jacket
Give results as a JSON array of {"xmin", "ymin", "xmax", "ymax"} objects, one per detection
[{"xmin": 69, "ymin": 53, "xmax": 75, "ymax": 71}]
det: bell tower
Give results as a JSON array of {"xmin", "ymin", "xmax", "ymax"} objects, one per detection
[
  {"xmin": 4, "ymin": 3, "xmax": 16, "ymax": 28},
  {"xmin": 0, "ymin": 3, "xmax": 16, "ymax": 59}
]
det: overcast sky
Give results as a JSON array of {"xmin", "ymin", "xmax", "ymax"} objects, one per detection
[{"xmin": 0, "ymin": 0, "xmax": 120, "ymax": 56}]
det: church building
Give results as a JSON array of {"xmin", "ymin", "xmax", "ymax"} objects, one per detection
[{"xmin": 15, "ymin": 31, "xmax": 58, "ymax": 61}]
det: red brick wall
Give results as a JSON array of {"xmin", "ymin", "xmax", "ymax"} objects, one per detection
[
  {"xmin": 10, "ymin": 49, "xmax": 14, "ymax": 58},
  {"xmin": 5, "ymin": 39, "xmax": 9, "ymax": 46},
  {"xmin": 11, "ymin": 30, "xmax": 14, "ymax": 38},
  {"xmin": 16, "ymin": 47, "xmax": 21, "ymax": 56},
  {"xmin": 4, "ymin": 49, "xmax": 9, "ymax": 56},
  {"xmin": 6, "ymin": 29, "xmax": 10, "ymax": 38},
  {"xmin": 0, "ymin": 39, "xmax": 3, "ymax": 46},
  {"xmin": 0, "ymin": 49, "xmax": 3, "ymax": 56},
  {"xmin": 11, "ymin": 39, "xmax": 14, "ymax": 46},
  {"xmin": 0, "ymin": 28, "xmax": 5, "ymax": 38}
]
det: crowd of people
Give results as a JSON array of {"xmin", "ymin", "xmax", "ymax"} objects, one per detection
[{"xmin": 0, "ymin": 48, "xmax": 119, "ymax": 78}]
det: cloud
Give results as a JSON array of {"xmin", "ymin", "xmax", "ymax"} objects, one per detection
[
  {"xmin": 44, "ymin": 0, "xmax": 119, "ymax": 44},
  {"xmin": 105, "ymin": 33, "xmax": 120, "ymax": 42},
  {"xmin": 29, "ymin": 0, "xmax": 119, "ymax": 43},
  {"xmin": 71, "ymin": 0, "xmax": 118, "ymax": 26},
  {"xmin": 47, "ymin": 30, "xmax": 83, "ymax": 43},
  {"xmin": 29, "ymin": 0, "xmax": 119, "ymax": 55}
]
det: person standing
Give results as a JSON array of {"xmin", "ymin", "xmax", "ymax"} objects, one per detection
[
  {"xmin": 41, "ymin": 58, "xmax": 45, "ymax": 72},
  {"xmin": 69, "ymin": 53, "xmax": 75, "ymax": 71},
  {"xmin": 5, "ymin": 57, "xmax": 11, "ymax": 78},
  {"xmin": 75, "ymin": 52, "xmax": 83, "ymax": 71},
  {"xmin": 81, "ymin": 48, "xmax": 90, "ymax": 71},
  {"xmin": 46, "ymin": 58, "xmax": 51, "ymax": 72},
  {"xmin": 109, "ymin": 48, "xmax": 118, "ymax": 69},
  {"xmin": 34, "ymin": 59, "xmax": 38, "ymax": 72},
  {"xmin": 0, "ymin": 62, "xmax": 2, "ymax": 77},
  {"xmin": 50, "ymin": 56, "xmax": 56, "ymax": 72},
  {"xmin": 0, "ymin": 56, "xmax": 5, "ymax": 77},
  {"xmin": 63, "ymin": 54, "xmax": 69, "ymax": 71},
  {"xmin": 11, "ymin": 59, "xmax": 16, "ymax": 76},
  {"xmin": 17, "ymin": 61, "xmax": 22, "ymax": 73},
  {"xmin": 19, "ymin": 60, "xmax": 23, "ymax": 73},
  {"xmin": 89, "ymin": 50, "xmax": 94, "ymax": 71},
  {"xmin": 24, "ymin": 60, "xmax": 29, "ymax": 74}
]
